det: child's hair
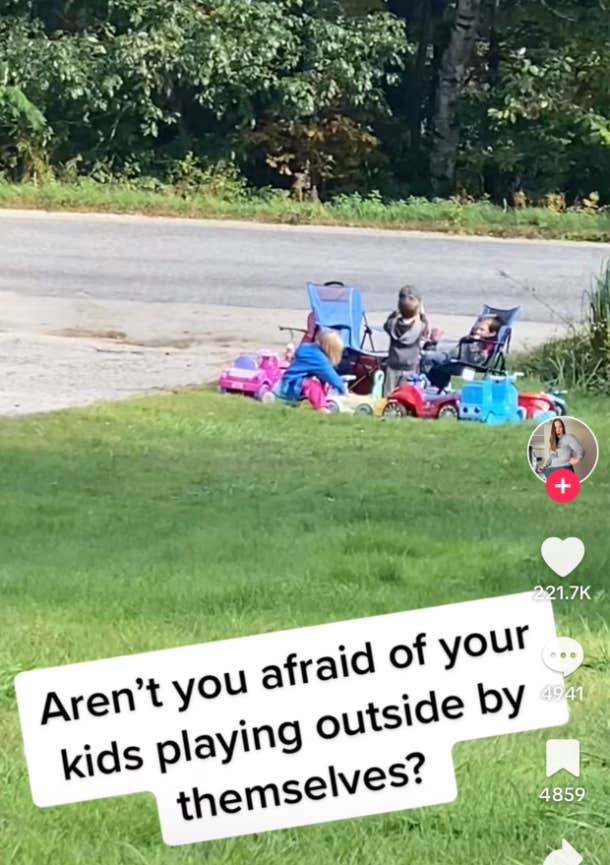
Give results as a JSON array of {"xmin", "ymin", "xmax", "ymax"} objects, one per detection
[
  {"xmin": 316, "ymin": 329, "xmax": 344, "ymax": 366},
  {"xmin": 470, "ymin": 315, "xmax": 502, "ymax": 337},
  {"xmin": 478, "ymin": 315, "xmax": 501, "ymax": 335},
  {"xmin": 398, "ymin": 286, "xmax": 422, "ymax": 319}
]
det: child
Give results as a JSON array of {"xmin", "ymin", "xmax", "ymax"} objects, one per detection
[
  {"xmin": 383, "ymin": 287, "xmax": 428, "ymax": 396},
  {"xmin": 278, "ymin": 329, "xmax": 346, "ymax": 411},
  {"xmin": 421, "ymin": 314, "xmax": 501, "ymax": 391},
  {"xmin": 461, "ymin": 314, "xmax": 501, "ymax": 366}
]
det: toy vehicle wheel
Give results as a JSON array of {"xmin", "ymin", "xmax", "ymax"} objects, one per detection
[
  {"xmin": 438, "ymin": 404, "xmax": 458, "ymax": 420},
  {"xmin": 382, "ymin": 400, "xmax": 411, "ymax": 419},
  {"xmin": 354, "ymin": 403, "xmax": 373, "ymax": 416},
  {"xmin": 326, "ymin": 399, "xmax": 341, "ymax": 413},
  {"xmin": 256, "ymin": 385, "xmax": 275, "ymax": 403}
]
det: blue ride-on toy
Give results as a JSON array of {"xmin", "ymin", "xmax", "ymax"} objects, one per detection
[{"xmin": 459, "ymin": 377, "xmax": 524, "ymax": 425}]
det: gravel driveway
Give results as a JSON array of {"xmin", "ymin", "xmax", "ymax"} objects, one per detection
[{"xmin": 0, "ymin": 291, "xmax": 562, "ymax": 417}]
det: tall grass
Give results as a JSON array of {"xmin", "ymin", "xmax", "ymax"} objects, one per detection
[
  {"xmin": 587, "ymin": 263, "xmax": 610, "ymax": 371},
  {"xmin": 521, "ymin": 264, "xmax": 610, "ymax": 391}
]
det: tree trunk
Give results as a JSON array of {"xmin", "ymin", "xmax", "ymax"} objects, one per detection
[
  {"xmin": 407, "ymin": 0, "xmax": 433, "ymax": 150},
  {"xmin": 482, "ymin": 0, "xmax": 501, "ymax": 197},
  {"xmin": 430, "ymin": 0, "xmax": 482, "ymax": 197}
]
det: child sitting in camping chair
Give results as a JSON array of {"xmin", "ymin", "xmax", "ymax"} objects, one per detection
[{"xmin": 421, "ymin": 313, "xmax": 503, "ymax": 391}]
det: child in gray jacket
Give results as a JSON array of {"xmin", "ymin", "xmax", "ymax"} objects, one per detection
[{"xmin": 383, "ymin": 288, "xmax": 428, "ymax": 396}]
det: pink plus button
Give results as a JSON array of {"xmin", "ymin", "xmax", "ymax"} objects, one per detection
[{"xmin": 546, "ymin": 469, "xmax": 580, "ymax": 503}]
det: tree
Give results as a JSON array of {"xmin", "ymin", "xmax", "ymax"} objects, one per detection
[
  {"xmin": 0, "ymin": 0, "xmax": 406, "ymax": 186},
  {"xmin": 246, "ymin": 114, "xmax": 380, "ymax": 199},
  {"xmin": 429, "ymin": 0, "xmax": 483, "ymax": 195},
  {"xmin": 0, "ymin": 82, "xmax": 48, "ymax": 178},
  {"xmin": 457, "ymin": 0, "xmax": 610, "ymax": 200},
  {"xmin": 1, "ymin": 0, "xmax": 609, "ymax": 200}
]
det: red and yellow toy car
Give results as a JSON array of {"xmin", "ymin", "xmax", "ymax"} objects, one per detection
[{"xmin": 383, "ymin": 380, "xmax": 460, "ymax": 419}]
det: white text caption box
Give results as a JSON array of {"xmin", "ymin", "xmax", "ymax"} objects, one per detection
[{"xmin": 16, "ymin": 592, "xmax": 568, "ymax": 844}]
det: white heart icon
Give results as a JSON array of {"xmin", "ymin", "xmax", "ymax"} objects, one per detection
[{"xmin": 541, "ymin": 537, "xmax": 585, "ymax": 578}]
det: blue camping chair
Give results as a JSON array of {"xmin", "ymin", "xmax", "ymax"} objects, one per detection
[
  {"xmin": 454, "ymin": 305, "xmax": 521, "ymax": 374},
  {"xmin": 307, "ymin": 281, "xmax": 381, "ymax": 353},
  {"xmin": 306, "ymin": 281, "xmax": 386, "ymax": 394}
]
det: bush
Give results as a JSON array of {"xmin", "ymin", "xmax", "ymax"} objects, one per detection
[
  {"xmin": 164, "ymin": 155, "xmax": 248, "ymax": 200},
  {"xmin": 521, "ymin": 263, "xmax": 610, "ymax": 392}
]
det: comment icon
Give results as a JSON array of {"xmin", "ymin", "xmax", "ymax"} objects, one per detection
[{"xmin": 542, "ymin": 638, "xmax": 584, "ymax": 677}]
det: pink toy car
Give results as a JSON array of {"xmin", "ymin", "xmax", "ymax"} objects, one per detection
[{"xmin": 218, "ymin": 351, "xmax": 283, "ymax": 402}]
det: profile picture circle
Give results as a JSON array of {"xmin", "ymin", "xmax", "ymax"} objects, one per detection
[{"xmin": 527, "ymin": 416, "xmax": 599, "ymax": 483}]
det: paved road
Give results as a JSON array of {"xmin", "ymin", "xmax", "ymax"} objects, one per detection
[{"xmin": 1, "ymin": 210, "xmax": 609, "ymax": 322}]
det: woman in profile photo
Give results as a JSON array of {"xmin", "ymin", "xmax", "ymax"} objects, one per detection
[{"xmin": 537, "ymin": 418, "xmax": 585, "ymax": 478}]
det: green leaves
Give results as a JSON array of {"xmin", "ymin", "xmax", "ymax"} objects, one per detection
[
  {"xmin": 1, "ymin": 0, "xmax": 608, "ymax": 198},
  {"xmin": 0, "ymin": 85, "xmax": 46, "ymax": 133},
  {"xmin": 456, "ymin": 0, "xmax": 610, "ymax": 199},
  {"xmin": 0, "ymin": 82, "xmax": 49, "ymax": 177},
  {"xmin": 0, "ymin": 0, "xmax": 406, "ymax": 179}
]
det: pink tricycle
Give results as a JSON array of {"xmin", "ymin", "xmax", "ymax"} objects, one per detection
[{"xmin": 218, "ymin": 351, "xmax": 283, "ymax": 402}]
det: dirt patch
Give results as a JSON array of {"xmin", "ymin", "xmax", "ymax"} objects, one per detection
[
  {"xmin": 46, "ymin": 328, "xmax": 205, "ymax": 350},
  {"xmin": 132, "ymin": 336, "xmax": 202, "ymax": 349},
  {"xmin": 0, "ymin": 293, "xmax": 303, "ymax": 416},
  {"xmin": 48, "ymin": 327, "xmax": 128, "ymax": 341}
]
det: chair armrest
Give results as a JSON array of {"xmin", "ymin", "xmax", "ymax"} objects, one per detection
[{"xmin": 455, "ymin": 336, "xmax": 500, "ymax": 363}]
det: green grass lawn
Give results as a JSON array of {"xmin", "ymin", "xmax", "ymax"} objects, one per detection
[
  {"xmin": 3, "ymin": 179, "xmax": 610, "ymax": 241},
  {"xmin": 1, "ymin": 391, "xmax": 609, "ymax": 865}
]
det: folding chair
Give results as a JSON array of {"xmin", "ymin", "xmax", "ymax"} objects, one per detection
[
  {"xmin": 306, "ymin": 281, "xmax": 381, "ymax": 353},
  {"xmin": 454, "ymin": 305, "xmax": 521, "ymax": 374}
]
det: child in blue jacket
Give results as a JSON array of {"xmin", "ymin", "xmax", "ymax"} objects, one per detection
[{"xmin": 278, "ymin": 330, "xmax": 346, "ymax": 410}]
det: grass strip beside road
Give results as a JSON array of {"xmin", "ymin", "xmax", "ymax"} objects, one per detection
[{"xmin": 3, "ymin": 180, "xmax": 610, "ymax": 241}]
